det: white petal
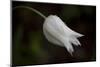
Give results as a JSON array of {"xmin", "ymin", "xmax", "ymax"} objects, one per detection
[
  {"xmin": 43, "ymin": 15, "xmax": 64, "ymax": 46},
  {"xmin": 43, "ymin": 26, "xmax": 64, "ymax": 47},
  {"xmin": 70, "ymin": 37, "xmax": 81, "ymax": 46},
  {"xmin": 61, "ymin": 37, "xmax": 74, "ymax": 55}
]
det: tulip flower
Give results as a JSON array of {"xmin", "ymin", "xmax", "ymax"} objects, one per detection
[
  {"xmin": 13, "ymin": 6, "xmax": 84, "ymax": 55},
  {"xmin": 43, "ymin": 15, "xmax": 84, "ymax": 55}
]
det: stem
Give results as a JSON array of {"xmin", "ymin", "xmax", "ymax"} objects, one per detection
[{"xmin": 13, "ymin": 6, "xmax": 46, "ymax": 19}]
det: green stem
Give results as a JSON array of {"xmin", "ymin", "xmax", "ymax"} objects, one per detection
[{"xmin": 13, "ymin": 6, "xmax": 46, "ymax": 19}]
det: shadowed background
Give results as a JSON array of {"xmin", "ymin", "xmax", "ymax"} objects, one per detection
[{"xmin": 12, "ymin": 1, "xmax": 96, "ymax": 66}]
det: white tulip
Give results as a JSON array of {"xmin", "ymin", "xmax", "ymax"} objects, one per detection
[
  {"xmin": 43, "ymin": 15, "xmax": 84, "ymax": 55},
  {"xmin": 14, "ymin": 6, "xmax": 84, "ymax": 55}
]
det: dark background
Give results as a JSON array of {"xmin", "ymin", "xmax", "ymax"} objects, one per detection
[{"xmin": 12, "ymin": 1, "xmax": 96, "ymax": 66}]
